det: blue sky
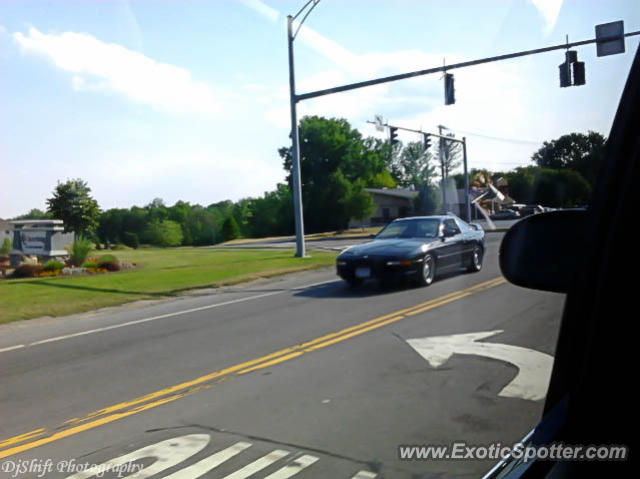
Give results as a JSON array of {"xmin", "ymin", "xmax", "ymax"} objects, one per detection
[{"xmin": 1, "ymin": 0, "xmax": 638, "ymax": 218}]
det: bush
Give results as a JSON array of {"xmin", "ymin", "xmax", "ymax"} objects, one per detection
[
  {"xmin": 0, "ymin": 254, "xmax": 9, "ymax": 263},
  {"xmin": 69, "ymin": 237, "xmax": 93, "ymax": 266},
  {"xmin": 12, "ymin": 264, "xmax": 43, "ymax": 278},
  {"xmin": 96, "ymin": 254, "xmax": 120, "ymax": 271},
  {"xmin": 122, "ymin": 232, "xmax": 139, "ymax": 249},
  {"xmin": 98, "ymin": 260, "xmax": 121, "ymax": 271},
  {"xmin": 110, "ymin": 243, "xmax": 131, "ymax": 251},
  {"xmin": 0, "ymin": 237, "xmax": 12, "ymax": 254},
  {"xmin": 82, "ymin": 261, "xmax": 99, "ymax": 269},
  {"xmin": 43, "ymin": 259, "xmax": 64, "ymax": 271}
]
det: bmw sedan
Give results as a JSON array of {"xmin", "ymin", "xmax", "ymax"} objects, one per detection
[{"xmin": 336, "ymin": 215, "xmax": 485, "ymax": 287}]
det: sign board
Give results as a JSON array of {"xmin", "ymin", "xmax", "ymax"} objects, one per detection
[
  {"xmin": 20, "ymin": 231, "xmax": 47, "ymax": 254},
  {"xmin": 374, "ymin": 115, "xmax": 384, "ymax": 132},
  {"xmin": 595, "ymin": 21, "xmax": 625, "ymax": 57}
]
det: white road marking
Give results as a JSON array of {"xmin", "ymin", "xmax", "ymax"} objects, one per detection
[
  {"xmin": 350, "ymin": 471, "xmax": 377, "ymax": 478},
  {"xmin": 164, "ymin": 441, "xmax": 252, "ymax": 479},
  {"xmin": 221, "ymin": 449, "xmax": 290, "ymax": 479},
  {"xmin": 0, "ymin": 344, "xmax": 25, "ymax": 353},
  {"xmin": 406, "ymin": 330, "xmax": 554, "ymax": 401},
  {"xmin": 65, "ymin": 434, "xmax": 210, "ymax": 479},
  {"xmin": 1, "ymin": 279, "xmax": 337, "ymax": 353},
  {"xmin": 263, "ymin": 454, "xmax": 319, "ymax": 478}
]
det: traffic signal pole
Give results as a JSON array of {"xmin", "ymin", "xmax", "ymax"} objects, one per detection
[
  {"xmin": 289, "ymin": 11, "xmax": 638, "ymax": 254},
  {"xmin": 287, "ymin": 15, "xmax": 306, "ymax": 258}
]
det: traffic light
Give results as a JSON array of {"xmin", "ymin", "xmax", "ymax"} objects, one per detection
[
  {"xmin": 389, "ymin": 126, "xmax": 399, "ymax": 146},
  {"xmin": 444, "ymin": 73, "xmax": 455, "ymax": 105},
  {"xmin": 423, "ymin": 133, "xmax": 431, "ymax": 151},
  {"xmin": 559, "ymin": 50, "xmax": 585, "ymax": 87},
  {"xmin": 573, "ymin": 61, "xmax": 586, "ymax": 85},
  {"xmin": 559, "ymin": 62, "xmax": 571, "ymax": 87}
]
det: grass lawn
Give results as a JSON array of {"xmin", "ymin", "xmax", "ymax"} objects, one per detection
[
  {"xmin": 0, "ymin": 248, "xmax": 337, "ymax": 324},
  {"xmin": 223, "ymin": 226, "xmax": 382, "ymax": 245}
]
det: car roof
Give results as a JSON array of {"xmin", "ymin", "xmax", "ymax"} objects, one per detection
[{"xmin": 392, "ymin": 215, "xmax": 449, "ymax": 221}]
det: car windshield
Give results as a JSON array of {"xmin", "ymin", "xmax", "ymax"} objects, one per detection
[{"xmin": 376, "ymin": 218, "xmax": 441, "ymax": 239}]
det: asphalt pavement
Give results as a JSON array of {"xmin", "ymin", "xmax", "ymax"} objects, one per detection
[{"xmin": 0, "ymin": 232, "xmax": 564, "ymax": 478}]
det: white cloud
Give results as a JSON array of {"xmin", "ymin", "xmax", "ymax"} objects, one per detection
[
  {"xmin": 238, "ymin": 0, "xmax": 280, "ymax": 23},
  {"xmin": 12, "ymin": 27, "xmax": 220, "ymax": 114},
  {"xmin": 528, "ymin": 0, "xmax": 563, "ymax": 34}
]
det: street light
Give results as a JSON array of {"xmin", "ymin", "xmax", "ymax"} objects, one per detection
[{"xmin": 287, "ymin": 0, "xmax": 321, "ymax": 258}]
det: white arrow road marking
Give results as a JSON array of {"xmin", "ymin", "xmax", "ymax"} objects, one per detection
[
  {"xmin": 65, "ymin": 434, "xmax": 210, "ymax": 479},
  {"xmin": 406, "ymin": 330, "xmax": 554, "ymax": 401},
  {"xmin": 264, "ymin": 454, "xmax": 319, "ymax": 479},
  {"xmin": 350, "ymin": 471, "xmax": 378, "ymax": 478}
]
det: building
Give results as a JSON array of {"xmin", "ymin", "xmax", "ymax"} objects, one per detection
[{"xmin": 348, "ymin": 188, "xmax": 418, "ymax": 228}]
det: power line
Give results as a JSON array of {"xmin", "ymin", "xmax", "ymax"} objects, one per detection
[{"xmin": 443, "ymin": 128, "xmax": 542, "ymax": 146}]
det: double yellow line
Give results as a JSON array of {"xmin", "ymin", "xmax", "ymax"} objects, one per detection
[{"xmin": 0, "ymin": 276, "xmax": 505, "ymax": 459}]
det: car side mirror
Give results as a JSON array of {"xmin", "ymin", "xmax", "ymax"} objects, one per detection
[{"xmin": 499, "ymin": 210, "xmax": 587, "ymax": 293}]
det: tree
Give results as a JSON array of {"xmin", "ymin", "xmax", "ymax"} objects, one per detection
[
  {"xmin": 12, "ymin": 208, "xmax": 51, "ymax": 220},
  {"xmin": 532, "ymin": 131, "xmax": 606, "ymax": 187},
  {"xmin": 389, "ymin": 141, "xmax": 437, "ymax": 187},
  {"xmin": 46, "ymin": 179, "xmax": 101, "ymax": 237},
  {"xmin": 221, "ymin": 216, "xmax": 241, "ymax": 242},
  {"xmin": 279, "ymin": 116, "xmax": 390, "ymax": 232},
  {"xmin": 414, "ymin": 183, "xmax": 441, "ymax": 215},
  {"xmin": 505, "ymin": 166, "xmax": 591, "ymax": 207},
  {"xmin": 343, "ymin": 180, "xmax": 375, "ymax": 228},
  {"xmin": 145, "ymin": 219, "xmax": 183, "ymax": 247}
]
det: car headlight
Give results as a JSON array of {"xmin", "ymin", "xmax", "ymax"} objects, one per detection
[{"xmin": 386, "ymin": 259, "xmax": 413, "ymax": 266}]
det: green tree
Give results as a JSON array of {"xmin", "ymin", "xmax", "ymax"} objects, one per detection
[
  {"xmin": 414, "ymin": 183, "xmax": 441, "ymax": 215},
  {"xmin": 342, "ymin": 180, "xmax": 375, "ymax": 228},
  {"xmin": 532, "ymin": 131, "xmax": 606, "ymax": 187},
  {"xmin": 46, "ymin": 179, "xmax": 101, "ymax": 236},
  {"xmin": 391, "ymin": 141, "xmax": 437, "ymax": 187},
  {"xmin": 279, "ymin": 116, "xmax": 390, "ymax": 232},
  {"xmin": 12, "ymin": 208, "xmax": 52, "ymax": 220},
  {"xmin": 221, "ymin": 216, "xmax": 241, "ymax": 242},
  {"xmin": 145, "ymin": 219, "xmax": 183, "ymax": 247},
  {"xmin": 505, "ymin": 166, "xmax": 591, "ymax": 207}
]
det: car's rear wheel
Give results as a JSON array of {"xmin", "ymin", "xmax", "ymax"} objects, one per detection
[
  {"xmin": 417, "ymin": 254, "xmax": 435, "ymax": 286},
  {"xmin": 467, "ymin": 246, "xmax": 483, "ymax": 272}
]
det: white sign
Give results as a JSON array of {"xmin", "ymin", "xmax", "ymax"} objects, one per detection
[
  {"xmin": 374, "ymin": 115, "xmax": 384, "ymax": 132},
  {"xmin": 406, "ymin": 330, "xmax": 554, "ymax": 401},
  {"xmin": 20, "ymin": 231, "xmax": 47, "ymax": 254}
]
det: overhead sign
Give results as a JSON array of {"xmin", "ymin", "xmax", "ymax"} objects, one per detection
[
  {"xmin": 374, "ymin": 115, "xmax": 384, "ymax": 132},
  {"xmin": 595, "ymin": 20, "xmax": 625, "ymax": 57},
  {"xmin": 406, "ymin": 330, "xmax": 554, "ymax": 401}
]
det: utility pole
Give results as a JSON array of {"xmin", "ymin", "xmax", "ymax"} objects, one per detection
[
  {"xmin": 438, "ymin": 125, "xmax": 446, "ymax": 212},
  {"xmin": 287, "ymin": 14, "xmax": 305, "ymax": 258},
  {"xmin": 462, "ymin": 137, "xmax": 471, "ymax": 221}
]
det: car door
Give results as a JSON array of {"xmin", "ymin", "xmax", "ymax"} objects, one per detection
[{"xmin": 438, "ymin": 218, "xmax": 463, "ymax": 269}]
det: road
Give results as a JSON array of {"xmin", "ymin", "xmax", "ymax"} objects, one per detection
[{"xmin": 0, "ymin": 233, "xmax": 564, "ymax": 478}]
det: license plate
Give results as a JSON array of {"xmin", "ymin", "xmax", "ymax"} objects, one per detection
[{"xmin": 355, "ymin": 267, "xmax": 371, "ymax": 278}]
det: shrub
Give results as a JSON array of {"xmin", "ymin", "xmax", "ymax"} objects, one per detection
[
  {"xmin": 12, "ymin": 264, "xmax": 43, "ymax": 278},
  {"xmin": 122, "ymin": 232, "xmax": 139, "ymax": 249},
  {"xmin": 110, "ymin": 243, "xmax": 131, "ymax": 251},
  {"xmin": 82, "ymin": 261, "xmax": 99, "ymax": 269},
  {"xmin": 43, "ymin": 259, "xmax": 64, "ymax": 271},
  {"xmin": 98, "ymin": 254, "xmax": 118, "ymax": 263},
  {"xmin": 0, "ymin": 254, "xmax": 9, "ymax": 263},
  {"xmin": 68, "ymin": 237, "xmax": 93, "ymax": 266},
  {"xmin": 0, "ymin": 237, "xmax": 11, "ymax": 254},
  {"xmin": 98, "ymin": 260, "xmax": 121, "ymax": 271}
]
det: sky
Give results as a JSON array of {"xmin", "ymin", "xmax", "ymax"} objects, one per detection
[{"xmin": 0, "ymin": 0, "xmax": 638, "ymax": 218}]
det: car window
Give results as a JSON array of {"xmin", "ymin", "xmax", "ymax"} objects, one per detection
[{"xmin": 443, "ymin": 219, "xmax": 461, "ymax": 234}]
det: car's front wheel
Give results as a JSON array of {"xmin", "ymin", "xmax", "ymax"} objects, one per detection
[
  {"xmin": 417, "ymin": 254, "xmax": 435, "ymax": 286},
  {"xmin": 467, "ymin": 246, "xmax": 483, "ymax": 272}
]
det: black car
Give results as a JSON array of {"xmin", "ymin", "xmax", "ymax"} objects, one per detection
[{"xmin": 336, "ymin": 214, "xmax": 485, "ymax": 287}]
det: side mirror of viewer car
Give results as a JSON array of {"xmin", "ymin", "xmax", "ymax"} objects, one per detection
[{"xmin": 499, "ymin": 210, "xmax": 587, "ymax": 293}]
